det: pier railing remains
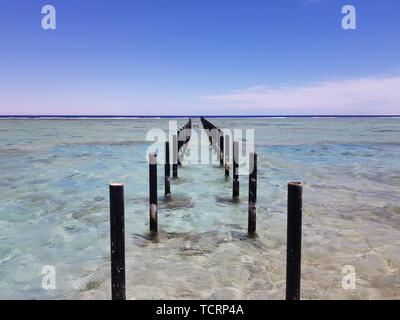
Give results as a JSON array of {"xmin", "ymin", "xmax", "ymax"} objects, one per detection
[{"xmin": 108, "ymin": 117, "xmax": 303, "ymax": 300}]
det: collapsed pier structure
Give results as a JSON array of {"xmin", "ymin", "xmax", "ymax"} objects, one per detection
[{"xmin": 109, "ymin": 117, "xmax": 303, "ymax": 301}]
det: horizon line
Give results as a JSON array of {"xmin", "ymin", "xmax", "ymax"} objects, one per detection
[{"xmin": 0, "ymin": 114, "xmax": 400, "ymax": 119}]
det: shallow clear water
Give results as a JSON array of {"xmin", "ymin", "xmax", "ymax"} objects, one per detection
[{"xmin": 0, "ymin": 117, "xmax": 399, "ymax": 299}]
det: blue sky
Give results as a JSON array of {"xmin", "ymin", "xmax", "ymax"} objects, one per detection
[{"xmin": 0, "ymin": 0, "xmax": 399, "ymax": 115}]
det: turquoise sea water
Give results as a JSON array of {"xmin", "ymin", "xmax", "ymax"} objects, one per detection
[{"xmin": 0, "ymin": 117, "xmax": 399, "ymax": 299}]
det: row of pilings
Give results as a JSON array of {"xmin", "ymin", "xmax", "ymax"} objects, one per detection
[{"xmin": 108, "ymin": 117, "xmax": 303, "ymax": 301}]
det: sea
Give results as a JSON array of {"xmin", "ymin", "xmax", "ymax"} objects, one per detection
[{"xmin": 0, "ymin": 116, "xmax": 399, "ymax": 299}]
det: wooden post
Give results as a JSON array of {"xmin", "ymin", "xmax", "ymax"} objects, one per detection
[
  {"xmin": 248, "ymin": 152, "xmax": 257, "ymax": 234},
  {"xmin": 224, "ymin": 135, "xmax": 230, "ymax": 176},
  {"xmin": 109, "ymin": 183, "xmax": 126, "ymax": 300},
  {"xmin": 165, "ymin": 141, "xmax": 171, "ymax": 197},
  {"xmin": 233, "ymin": 141, "xmax": 239, "ymax": 198},
  {"xmin": 172, "ymin": 135, "xmax": 178, "ymax": 178},
  {"xmin": 219, "ymin": 132, "xmax": 224, "ymax": 166},
  {"xmin": 149, "ymin": 152, "xmax": 158, "ymax": 233},
  {"xmin": 286, "ymin": 182, "xmax": 303, "ymax": 300},
  {"xmin": 177, "ymin": 135, "xmax": 183, "ymax": 166}
]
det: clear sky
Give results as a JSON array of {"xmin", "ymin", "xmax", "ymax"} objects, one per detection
[{"xmin": 0, "ymin": 0, "xmax": 399, "ymax": 115}]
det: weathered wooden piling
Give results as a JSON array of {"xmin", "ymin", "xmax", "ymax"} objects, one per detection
[
  {"xmin": 224, "ymin": 135, "xmax": 230, "ymax": 176},
  {"xmin": 248, "ymin": 152, "xmax": 257, "ymax": 234},
  {"xmin": 177, "ymin": 135, "xmax": 183, "ymax": 166},
  {"xmin": 165, "ymin": 141, "xmax": 171, "ymax": 197},
  {"xmin": 219, "ymin": 133, "xmax": 224, "ymax": 166},
  {"xmin": 286, "ymin": 181, "xmax": 303, "ymax": 300},
  {"xmin": 233, "ymin": 141, "xmax": 239, "ymax": 198},
  {"xmin": 172, "ymin": 135, "xmax": 178, "ymax": 178},
  {"xmin": 109, "ymin": 183, "xmax": 126, "ymax": 300},
  {"xmin": 149, "ymin": 152, "xmax": 158, "ymax": 233}
]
